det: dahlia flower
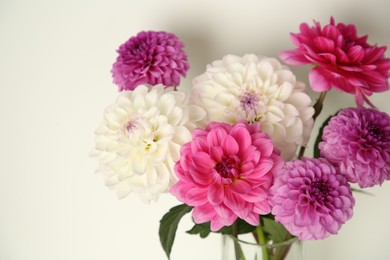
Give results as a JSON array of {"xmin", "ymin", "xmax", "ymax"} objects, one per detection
[
  {"xmin": 170, "ymin": 121, "xmax": 283, "ymax": 231},
  {"xmin": 191, "ymin": 54, "xmax": 314, "ymax": 160},
  {"xmin": 319, "ymin": 107, "xmax": 390, "ymax": 188},
  {"xmin": 269, "ymin": 158, "xmax": 355, "ymax": 240},
  {"xmin": 112, "ymin": 31, "xmax": 190, "ymax": 91},
  {"xmin": 280, "ymin": 17, "xmax": 390, "ymax": 106},
  {"xmin": 92, "ymin": 85, "xmax": 205, "ymax": 202}
]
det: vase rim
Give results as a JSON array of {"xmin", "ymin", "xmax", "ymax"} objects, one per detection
[{"xmin": 226, "ymin": 235, "xmax": 300, "ymax": 248}]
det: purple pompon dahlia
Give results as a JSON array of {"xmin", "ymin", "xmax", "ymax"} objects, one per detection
[
  {"xmin": 319, "ymin": 107, "xmax": 390, "ymax": 188},
  {"xmin": 170, "ymin": 121, "xmax": 283, "ymax": 231},
  {"xmin": 112, "ymin": 31, "xmax": 190, "ymax": 91},
  {"xmin": 269, "ymin": 158, "xmax": 355, "ymax": 240},
  {"xmin": 280, "ymin": 17, "xmax": 390, "ymax": 107}
]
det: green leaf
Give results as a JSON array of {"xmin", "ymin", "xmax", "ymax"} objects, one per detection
[
  {"xmin": 262, "ymin": 218, "xmax": 288, "ymax": 243},
  {"xmin": 313, "ymin": 115, "xmax": 333, "ymax": 158},
  {"xmin": 351, "ymin": 187, "xmax": 374, "ymax": 196},
  {"xmin": 218, "ymin": 218, "xmax": 257, "ymax": 235},
  {"xmin": 187, "ymin": 218, "xmax": 256, "ymax": 238},
  {"xmin": 186, "ymin": 222, "xmax": 211, "ymax": 238},
  {"xmin": 159, "ymin": 204, "xmax": 193, "ymax": 259}
]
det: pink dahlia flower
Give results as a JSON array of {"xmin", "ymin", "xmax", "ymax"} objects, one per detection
[
  {"xmin": 112, "ymin": 31, "xmax": 190, "ymax": 91},
  {"xmin": 280, "ymin": 17, "xmax": 390, "ymax": 106},
  {"xmin": 269, "ymin": 158, "xmax": 355, "ymax": 240},
  {"xmin": 170, "ymin": 121, "xmax": 283, "ymax": 231},
  {"xmin": 319, "ymin": 107, "xmax": 390, "ymax": 188}
]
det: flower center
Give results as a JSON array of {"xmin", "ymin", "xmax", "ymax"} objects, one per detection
[
  {"xmin": 214, "ymin": 156, "xmax": 239, "ymax": 180},
  {"xmin": 309, "ymin": 180, "xmax": 330, "ymax": 204},
  {"xmin": 240, "ymin": 92, "xmax": 259, "ymax": 112},
  {"xmin": 131, "ymin": 42, "xmax": 144, "ymax": 55},
  {"xmin": 125, "ymin": 119, "xmax": 138, "ymax": 133},
  {"xmin": 368, "ymin": 125, "xmax": 384, "ymax": 140}
]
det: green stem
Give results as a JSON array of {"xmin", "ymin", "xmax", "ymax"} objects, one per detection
[
  {"xmin": 256, "ymin": 225, "xmax": 270, "ymax": 260},
  {"xmin": 297, "ymin": 91, "xmax": 328, "ymax": 159},
  {"xmin": 232, "ymin": 223, "xmax": 245, "ymax": 260}
]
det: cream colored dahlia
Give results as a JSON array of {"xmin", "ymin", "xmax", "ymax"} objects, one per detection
[
  {"xmin": 92, "ymin": 85, "xmax": 205, "ymax": 202},
  {"xmin": 191, "ymin": 54, "xmax": 314, "ymax": 159}
]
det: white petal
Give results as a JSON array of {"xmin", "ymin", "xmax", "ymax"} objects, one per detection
[{"xmin": 114, "ymin": 181, "xmax": 132, "ymax": 199}]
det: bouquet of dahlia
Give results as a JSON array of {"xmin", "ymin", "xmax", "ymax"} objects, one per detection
[{"xmin": 92, "ymin": 18, "xmax": 390, "ymax": 260}]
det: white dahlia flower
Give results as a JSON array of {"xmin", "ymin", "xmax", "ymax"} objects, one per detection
[
  {"xmin": 191, "ymin": 54, "xmax": 314, "ymax": 159},
  {"xmin": 92, "ymin": 85, "xmax": 205, "ymax": 202}
]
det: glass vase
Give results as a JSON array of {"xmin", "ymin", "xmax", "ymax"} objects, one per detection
[{"xmin": 222, "ymin": 234, "xmax": 303, "ymax": 260}]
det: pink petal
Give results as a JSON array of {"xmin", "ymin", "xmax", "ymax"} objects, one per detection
[
  {"xmin": 240, "ymin": 161, "xmax": 254, "ymax": 174},
  {"xmin": 290, "ymin": 33, "xmax": 301, "ymax": 46},
  {"xmin": 318, "ymin": 53, "xmax": 336, "ymax": 64},
  {"xmin": 224, "ymin": 190, "xmax": 246, "ymax": 213},
  {"xmin": 253, "ymin": 200, "xmax": 272, "ymax": 215},
  {"xmin": 208, "ymin": 183, "xmax": 224, "ymax": 205},
  {"xmin": 243, "ymin": 158, "xmax": 274, "ymax": 179},
  {"xmin": 222, "ymin": 135, "xmax": 239, "ymax": 155},
  {"xmin": 363, "ymin": 46, "xmax": 386, "ymax": 64},
  {"xmin": 300, "ymin": 22, "xmax": 317, "ymax": 38},
  {"xmin": 193, "ymin": 204, "xmax": 216, "ymax": 223},
  {"xmin": 192, "ymin": 151, "xmax": 215, "ymax": 171},
  {"xmin": 207, "ymin": 127, "xmax": 227, "ymax": 147},
  {"xmin": 214, "ymin": 204, "xmax": 236, "ymax": 220},
  {"xmin": 240, "ymin": 187, "xmax": 268, "ymax": 203},
  {"xmin": 242, "ymin": 149, "xmax": 260, "ymax": 166},
  {"xmin": 332, "ymin": 75, "xmax": 355, "ymax": 93},
  {"xmin": 313, "ymin": 36, "xmax": 335, "ymax": 52},
  {"xmin": 229, "ymin": 179, "xmax": 251, "ymax": 194},
  {"xmin": 347, "ymin": 45, "xmax": 364, "ymax": 63},
  {"xmin": 309, "ymin": 67, "xmax": 332, "ymax": 92},
  {"xmin": 335, "ymin": 47, "xmax": 349, "ymax": 63},
  {"xmin": 354, "ymin": 88, "xmax": 365, "ymax": 107},
  {"xmin": 210, "ymin": 219, "xmax": 225, "ymax": 231},
  {"xmin": 185, "ymin": 187, "xmax": 208, "ymax": 206},
  {"xmin": 279, "ymin": 50, "xmax": 311, "ymax": 65},
  {"xmin": 189, "ymin": 168, "xmax": 213, "ymax": 186},
  {"xmin": 362, "ymin": 70, "xmax": 388, "ymax": 86},
  {"xmin": 210, "ymin": 213, "xmax": 237, "ymax": 231},
  {"xmin": 170, "ymin": 182, "xmax": 192, "ymax": 201},
  {"xmin": 209, "ymin": 146, "xmax": 223, "ymax": 162},
  {"xmin": 323, "ymin": 24, "xmax": 340, "ymax": 40},
  {"xmin": 229, "ymin": 126, "xmax": 251, "ymax": 152},
  {"xmin": 244, "ymin": 212, "xmax": 260, "ymax": 226},
  {"xmin": 191, "ymin": 138, "xmax": 208, "ymax": 154}
]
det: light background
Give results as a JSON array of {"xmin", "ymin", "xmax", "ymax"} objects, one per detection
[{"xmin": 1, "ymin": 0, "xmax": 390, "ymax": 259}]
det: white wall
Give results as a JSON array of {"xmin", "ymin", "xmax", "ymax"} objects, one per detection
[{"xmin": 1, "ymin": 0, "xmax": 390, "ymax": 259}]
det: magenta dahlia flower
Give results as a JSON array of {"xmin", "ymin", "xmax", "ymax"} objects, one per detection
[
  {"xmin": 170, "ymin": 121, "xmax": 283, "ymax": 231},
  {"xmin": 112, "ymin": 31, "xmax": 190, "ymax": 91},
  {"xmin": 319, "ymin": 107, "xmax": 390, "ymax": 188},
  {"xmin": 269, "ymin": 158, "xmax": 355, "ymax": 240},
  {"xmin": 280, "ymin": 17, "xmax": 390, "ymax": 106}
]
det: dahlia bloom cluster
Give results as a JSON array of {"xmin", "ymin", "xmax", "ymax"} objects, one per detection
[
  {"xmin": 112, "ymin": 31, "xmax": 190, "ymax": 91},
  {"xmin": 93, "ymin": 19, "xmax": 390, "ymax": 259},
  {"xmin": 319, "ymin": 107, "xmax": 390, "ymax": 188},
  {"xmin": 280, "ymin": 17, "xmax": 390, "ymax": 106},
  {"xmin": 269, "ymin": 158, "xmax": 355, "ymax": 240},
  {"xmin": 171, "ymin": 121, "xmax": 283, "ymax": 231},
  {"xmin": 191, "ymin": 54, "xmax": 314, "ymax": 160},
  {"xmin": 92, "ymin": 85, "xmax": 204, "ymax": 202}
]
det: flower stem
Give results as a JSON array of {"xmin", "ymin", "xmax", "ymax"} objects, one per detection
[
  {"xmin": 256, "ymin": 225, "xmax": 270, "ymax": 260},
  {"xmin": 297, "ymin": 91, "xmax": 328, "ymax": 159},
  {"xmin": 232, "ymin": 223, "xmax": 245, "ymax": 260}
]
